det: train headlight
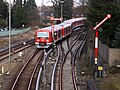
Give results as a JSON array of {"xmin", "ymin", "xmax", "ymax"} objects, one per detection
[
  {"xmin": 54, "ymin": 32, "xmax": 57, "ymax": 35},
  {"xmin": 41, "ymin": 39, "xmax": 45, "ymax": 42},
  {"xmin": 46, "ymin": 40, "xmax": 49, "ymax": 42},
  {"xmin": 36, "ymin": 40, "xmax": 39, "ymax": 42}
]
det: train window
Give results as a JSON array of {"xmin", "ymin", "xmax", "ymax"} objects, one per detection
[
  {"xmin": 67, "ymin": 27, "xmax": 69, "ymax": 33},
  {"xmin": 60, "ymin": 29, "xmax": 62, "ymax": 37},
  {"xmin": 54, "ymin": 31, "xmax": 57, "ymax": 40},
  {"xmin": 66, "ymin": 28, "xmax": 68, "ymax": 34},
  {"xmin": 65, "ymin": 28, "xmax": 67, "ymax": 34},
  {"xmin": 68, "ymin": 27, "xmax": 70, "ymax": 33},
  {"xmin": 37, "ymin": 32, "xmax": 49, "ymax": 39},
  {"xmin": 58, "ymin": 30, "xmax": 60, "ymax": 38},
  {"xmin": 37, "ymin": 32, "xmax": 48, "ymax": 37},
  {"xmin": 69, "ymin": 27, "xmax": 70, "ymax": 33}
]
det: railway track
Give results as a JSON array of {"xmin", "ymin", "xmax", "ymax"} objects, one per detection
[
  {"xmin": 35, "ymin": 28, "xmax": 87, "ymax": 90},
  {"xmin": 72, "ymin": 34, "xmax": 87, "ymax": 90},
  {"xmin": 35, "ymin": 46, "xmax": 59, "ymax": 90},
  {"xmin": 56, "ymin": 31, "xmax": 87, "ymax": 90},
  {"xmin": 0, "ymin": 39, "xmax": 34, "ymax": 61},
  {"xmin": 10, "ymin": 49, "xmax": 44, "ymax": 90}
]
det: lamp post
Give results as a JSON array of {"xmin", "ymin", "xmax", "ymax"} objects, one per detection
[
  {"xmin": 60, "ymin": 0, "xmax": 64, "ymax": 21},
  {"xmin": 9, "ymin": 0, "xmax": 12, "ymax": 63}
]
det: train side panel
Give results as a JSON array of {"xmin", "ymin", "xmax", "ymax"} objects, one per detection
[{"xmin": 35, "ymin": 17, "xmax": 87, "ymax": 49}]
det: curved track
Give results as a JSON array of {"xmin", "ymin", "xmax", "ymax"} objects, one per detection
[
  {"xmin": 35, "ymin": 28, "xmax": 87, "ymax": 90},
  {"xmin": 58, "ymin": 30, "xmax": 87, "ymax": 90},
  {"xmin": 72, "ymin": 34, "xmax": 87, "ymax": 90},
  {"xmin": 11, "ymin": 49, "xmax": 43, "ymax": 90}
]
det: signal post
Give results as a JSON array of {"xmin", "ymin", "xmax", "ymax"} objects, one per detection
[
  {"xmin": 50, "ymin": 17, "xmax": 62, "ymax": 43},
  {"xmin": 93, "ymin": 14, "xmax": 111, "ymax": 78}
]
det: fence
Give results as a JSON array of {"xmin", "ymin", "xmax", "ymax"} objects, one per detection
[
  {"xmin": 98, "ymin": 41, "xmax": 109, "ymax": 64},
  {"xmin": 0, "ymin": 27, "xmax": 31, "ymax": 37}
]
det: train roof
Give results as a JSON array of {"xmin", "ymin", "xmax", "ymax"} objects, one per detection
[
  {"xmin": 62, "ymin": 17, "xmax": 87, "ymax": 24},
  {"xmin": 36, "ymin": 17, "xmax": 87, "ymax": 32},
  {"xmin": 36, "ymin": 25, "xmax": 62, "ymax": 32},
  {"xmin": 59, "ymin": 17, "xmax": 87, "ymax": 26}
]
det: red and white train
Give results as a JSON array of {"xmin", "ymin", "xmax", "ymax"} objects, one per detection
[{"xmin": 35, "ymin": 17, "xmax": 87, "ymax": 48}]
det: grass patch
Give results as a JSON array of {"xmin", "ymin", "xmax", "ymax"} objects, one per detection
[
  {"xmin": 101, "ymin": 78, "xmax": 120, "ymax": 90},
  {"xmin": 0, "ymin": 39, "xmax": 8, "ymax": 46}
]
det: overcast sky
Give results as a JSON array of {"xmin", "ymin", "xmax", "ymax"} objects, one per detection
[
  {"xmin": 7, "ymin": 0, "xmax": 79, "ymax": 7},
  {"xmin": 35, "ymin": 0, "xmax": 52, "ymax": 6},
  {"xmin": 36, "ymin": 0, "xmax": 80, "ymax": 6}
]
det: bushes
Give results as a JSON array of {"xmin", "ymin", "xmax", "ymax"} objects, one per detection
[{"xmin": 0, "ymin": 18, "xmax": 6, "ymax": 27}]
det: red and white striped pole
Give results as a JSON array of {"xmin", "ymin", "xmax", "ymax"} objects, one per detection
[
  {"xmin": 94, "ymin": 30, "xmax": 99, "ymax": 65},
  {"xmin": 93, "ymin": 14, "xmax": 111, "ymax": 78}
]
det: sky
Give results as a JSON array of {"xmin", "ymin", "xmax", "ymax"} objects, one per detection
[
  {"xmin": 6, "ymin": 0, "xmax": 52, "ymax": 6},
  {"xmin": 35, "ymin": 0, "xmax": 52, "ymax": 6},
  {"xmin": 7, "ymin": 0, "xmax": 79, "ymax": 7},
  {"xmin": 35, "ymin": 0, "xmax": 80, "ymax": 7}
]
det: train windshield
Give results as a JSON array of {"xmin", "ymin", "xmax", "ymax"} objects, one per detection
[{"xmin": 37, "ymin": 32, "xmax": 49, "ymax": 38}]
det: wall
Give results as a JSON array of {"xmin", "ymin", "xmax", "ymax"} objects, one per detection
[
  {"xmin": 98, "ymin": 41, "xmax": 109, "ymax": 64},
  {"xmin": 98, "ymin": 40, "xmax": 120, "ymax": 66},
  {"xmin": 109, "ymin": 49, "xmax": 120, "ymax": 66}
]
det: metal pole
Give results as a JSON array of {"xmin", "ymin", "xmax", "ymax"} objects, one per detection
[
  {"xmin": 94, "ymin": 30, "xmax": 99, "ymax": 78},
  {"xmin": 51, "ymin": 18, "xmax": 55, "ymax": 45},
  {"xmin": 43, "ymin": 49, "xmax": 46, "ymax": 87},
  {"xmin": 9, "ymin": 0, "xmax": 11, "ymax": 63},
  {"xmin": 61, "ymin": 4, "xmax": 63, "ymax": 19},
  {"xmin": 60, "ymin": 0, "xmax": 64, "ymax": 21}
]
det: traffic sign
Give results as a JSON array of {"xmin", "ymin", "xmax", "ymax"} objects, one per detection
[{"xmin": 98, "ymin": 66, "xmax": 103, "ymax": 71}]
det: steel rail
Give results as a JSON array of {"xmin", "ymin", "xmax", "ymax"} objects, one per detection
[
  {"xmin": 0, "ymin": 39, "xmax": 34, "ymax": 54},
  {"xmin": 51, "ymin": 45, "xmax": 60, "ymax": 90},
  {"xmin": 72, "ymin": 34, "xmax": 87, "ymax": 90},
  {"xmin": 59, "ymin": 33, "xmax": 82, "ymax": 90},
  {"xmin": 0, "ymin": 39, "xmax": 34, "ymax": 61},
  {"xmin": 35, "ymin": 48, "xmax": 53, "ymax": 90},
  {"xmin": 27, "ymin": 51, "xmax": 44, "ymax": 90},
  {"xmin": 11, "ymin": 48, "xmax": 39, "ymax": 90}
]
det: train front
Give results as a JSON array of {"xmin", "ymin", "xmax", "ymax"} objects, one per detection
[{"xmin": 35, "ymin": 30, "xmax": 52, "ymax": 48}]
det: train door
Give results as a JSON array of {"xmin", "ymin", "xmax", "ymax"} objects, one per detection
[
  {"xmin": 62, "ymin": 26, "xmax": 65, "ymax": 37},
  {"xmin": 48, "ymin": 32, "xmax": 52, "ymax": 43}
]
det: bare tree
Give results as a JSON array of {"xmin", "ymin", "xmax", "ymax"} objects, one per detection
[
  {"xmin": 51, "ymin": 0, "xmax": 60, "ymax": 6},
  {"xmin": 75, "ymin": 0, "xmax": 89, "ymax": 16}
]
